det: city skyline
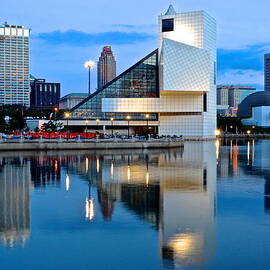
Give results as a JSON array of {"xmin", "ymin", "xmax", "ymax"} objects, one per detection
[{"xmin": 2, "ymin": 0, "xmax": 268, "ymax": 95}]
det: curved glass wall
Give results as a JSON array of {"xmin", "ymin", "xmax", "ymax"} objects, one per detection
[{"xmin": 71, "ymin": 50, "xmax": 159, "ymax": 121}]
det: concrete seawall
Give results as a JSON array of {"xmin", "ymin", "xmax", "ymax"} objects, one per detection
[{"xmin": 0, "ymin": 140, "xmax": 184, "ymax": 151}]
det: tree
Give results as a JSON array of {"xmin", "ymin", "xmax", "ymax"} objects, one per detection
[
  {"xmin": 41, "ymin": 120, "xmax": 63, "ymax": 132},
  {"xmin": 0, "ymin": 112, "xmax": 7, "ymax": 133}
]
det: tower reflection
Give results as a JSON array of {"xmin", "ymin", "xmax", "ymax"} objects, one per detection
[
  {"xmin": 82, "ymin": 143, "xmax": 216, "ymax": 268},
  {"xmin": 0, "ymin": 158, "xmax": 31, "ymax": 247}
]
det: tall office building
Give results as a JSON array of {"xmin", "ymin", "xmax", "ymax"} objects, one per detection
[
  {"xmin": 217, "ymin": 85, "xmax": 256, "ymax": 108},
  {"xmin": 97, "ymin": 46, "xmax": 116, "ymax": 89},
  {"xmin": 0, "ymin": 23, "xmax": 30, "ymax": 107}
]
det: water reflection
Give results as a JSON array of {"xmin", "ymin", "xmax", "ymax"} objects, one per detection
[
  {"xmin": 0, "ymin": 144, "xmax": 217, "ymax": 269},
  {"xmin": 1, "ymin": 140, "xmax": 270, "ymax": 269},
  {"xmin": 217, "ymin": 139, "xmax": 270, "ymax": 216},
  {"xmin": 0, "ymin": 158, "xmax": 30, "ymax": 247}
]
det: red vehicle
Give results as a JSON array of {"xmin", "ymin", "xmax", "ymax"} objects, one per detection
[{"xmin": 12, "ymin": 131, "xmax": 97, "ymax": 139}]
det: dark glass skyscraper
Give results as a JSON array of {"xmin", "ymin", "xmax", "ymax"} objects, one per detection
[{"xmin": 97, "ymin": 46, "xmax": 116, "ymax": 90}]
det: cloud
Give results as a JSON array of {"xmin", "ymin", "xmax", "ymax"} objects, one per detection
[
  {"xmin": 217, "ymin": 69, "xmax": 264, "ymax": 90},
  {"xmin": 217, "ymin": 43, "xmax": 270, "ymax": 72},
  {"xmin": 33, "ymin": 30, "xmax": 155, "ymax": 46},
  {"xmin": 110, "ymin": 24, "xmax": 157, "ymax": 30}
]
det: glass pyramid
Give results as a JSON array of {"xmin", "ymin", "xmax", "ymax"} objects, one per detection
[{"xmin": 71, "ymin": 49, "xmax": 159, "ymax": 121}]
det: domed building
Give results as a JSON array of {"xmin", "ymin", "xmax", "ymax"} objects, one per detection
[
  {"xmin": 238, "ymin": 53, "xmax": 270, "ymax": 127},
  {"xmin": 238, "ymin": 91, "xmax": 270, "ymax": 126}
]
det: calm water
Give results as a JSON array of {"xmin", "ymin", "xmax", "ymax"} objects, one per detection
[{"xmin": 0, "ymin": 140, "xmax": 269, "ymax": 269}]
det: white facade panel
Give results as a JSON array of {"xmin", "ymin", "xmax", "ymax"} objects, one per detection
[
  {"xmin": 102, "ymin": 94, "xmax": 203, "ymax": 113},
  {"xmin": 161, "ymin": 39, "xmax": 211, "ymax": 92}
]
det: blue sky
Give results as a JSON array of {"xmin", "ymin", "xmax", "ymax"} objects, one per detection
[{"xmin": 2, "ymin": 0, "xmax": 270, "ymax": 95}]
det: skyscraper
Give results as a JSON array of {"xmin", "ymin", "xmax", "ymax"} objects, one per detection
[
  {"xmin": 217, "ymin": 85, "xmax": 256, "ymax": 107},
  {"xmin": 0, "ymin": 23, "xmax": 30, "ymax": 107},
  {"xmin": 97, "ymin": 46, "xmax": 116, "ymax": 89},
  {"xmin": 265, "ymin": 53, "xmax": 270, "ymax": 92}
]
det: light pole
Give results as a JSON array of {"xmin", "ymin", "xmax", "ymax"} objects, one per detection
[
  {"xmin": 53, "ymin": 107, "xmax": 58, "ymax": 123},
  {"xmin": 64, "ymin": 112, "xmax": 70, "ymax": 140},
  {"xmin": 145, "ymin": 114, "xmax": 150, "ymax": 140},
  {"xmin": 96, "ymin": 118, "xmax": 100, "ymax": 138},
  {"xmin": 84, "ymin": 60, "xmax": 95, "ymax": 95},
  {"xmin": 126, "ymin": 115, "xmax": 131, "ymax": 139},
  {"xmin": 84, "ymin": 120, "xmax": 89, "ymax": 139},
  {"xmin": 110, "ymin": 117, "xmax": 114, "ymax": 137}
]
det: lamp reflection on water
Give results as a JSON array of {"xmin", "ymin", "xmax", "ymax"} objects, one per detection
[
  {"xmin": 85, "ymin": 198, "xmax": 94, "ymax": 221},
  {"xmin": 85, "ymin": 180, "xmax": 95, "ymax": 221},
  {"xmin": 110, "ymin": 161, "xmax": 114, "ymax": 177},
  {"xmin": 247, "ymin": 141, "xmax": 250, "ymax": 164},
  {"xmin": 127, "ymin": 165, "xmax": 131, "ymax": 182},
  {"xmin": 215, "ymin": 139, "xmax": 220, "ymax": 160},
  {"xmin": 166, "ymin": 233, "xmax": 203, "ymax": 265},
  {"xmin": 252, "ymin": 139, "xmax": 255, "ymax": 165},
  {"xmin": 85, "ymin": 157, "xmax": 89, "ymax": 173},
  {"xmin": 65, "ymin": 174, "xmax": 70, "ymax": 191},
  {"xmin": 96, "ymin": 158, "xmax": 100, "ymax": 173},
  {"xmin": 146, "ymin": 172, "xmax": 149, "ymax": 186}
]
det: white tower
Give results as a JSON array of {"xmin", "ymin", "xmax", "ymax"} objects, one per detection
[{"xmin": 158, "ymin": 6, "xmax": 217, "ymax": 137}]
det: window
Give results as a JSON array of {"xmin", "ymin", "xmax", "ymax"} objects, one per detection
[
  {"xmin": 162, "ymin": 19, "xmax": 174, "ymax": 32},
  {"xmin": 203, "ymin": 93, "xmax": 207, "ymax": 112}
]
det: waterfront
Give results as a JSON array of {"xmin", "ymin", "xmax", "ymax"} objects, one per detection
[{"xmin": 0, "ymin": 140, "xmax": 269, "ymax": 269}]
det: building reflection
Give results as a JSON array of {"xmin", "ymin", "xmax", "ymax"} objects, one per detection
[
  {"xmin": 159, "ymin": 143, "xmax": 216, "ymax": 269},
  {"xmin": 0, "ymin": 143, "xmax": 217, "ymax": 266},
  {"xmin": 217, "ymin": 139, "xmax": 270, "ymax": 215},
  {"xmin": 79, "ymin": 143, "xmax": 216, "ymax": 269},
  {"xmin": 30, "ymin": 157, "xmax": 61, "ymax": 188},
  {"xmin": 0, "ymin": 158, "xmax": 31, "ymax": 247}
]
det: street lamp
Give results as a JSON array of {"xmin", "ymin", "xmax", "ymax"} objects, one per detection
[
  {"xmin": 126, "ymin": 115, "xmax": 131, "ymax": 139},
  {"xmin": 215, "ymin": 129, "xmax": 221, "ymax": 136},
  {"xmin": 64, "ymin": 112, "xmax": 70, "ymax": 140},
  {"xmin": 84, "ymin": 60, "xmax": 95, "ymax": 95},
  {"xmin": 53, "ymin": 107, "xmax": 58, "ymax": 122},
  {"xmin": 96, "ymin": 118, "xmax": 100, "ymax": 137},
  {"xmin": 145, "ymin": 114, "xmax": 150, "ymax": 140},
  {"xmin": 110, "ymin": 117, "xmax": 114, "ymax": 137},
  {"xmin": 84, "ymin": 120, "xmax": 89, "ymax": 138}
]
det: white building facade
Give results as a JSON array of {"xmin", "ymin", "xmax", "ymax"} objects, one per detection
[
  {"xmin": 0, "ymin": 24, "xmax": 30, "ymax": 107},
  {"xmin": 103, "ymin": 6, "xmax": 216, "ymax": 138}
]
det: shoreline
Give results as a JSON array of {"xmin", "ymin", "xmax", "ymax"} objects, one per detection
[{"xmin": 0, "ymin": 140, "xmax": 184, "ymax": 151}]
